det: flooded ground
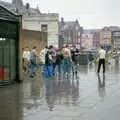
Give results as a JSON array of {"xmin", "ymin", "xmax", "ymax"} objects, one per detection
[{"xmin": 0, "ymin": 58, "xmax": 120, "ymax": 120}]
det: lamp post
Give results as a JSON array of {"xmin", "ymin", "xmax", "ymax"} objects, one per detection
[
  {"xmin": 61, "ymin": 22, "xmax": 64, "ymax": 48},
  {"xmin": 75, "ymin": 26, "xmax": 79, "ymax": 47}
]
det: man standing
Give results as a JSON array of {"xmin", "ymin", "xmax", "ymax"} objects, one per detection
[{"xmin": 97, "ymin": 46, "xmax": 106, "ymax": 74}]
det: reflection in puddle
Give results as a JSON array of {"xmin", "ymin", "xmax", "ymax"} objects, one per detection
[
  {"xmin": 45, "ymin": 75, "xmax": 79, "ymax": 111},
  {"xmin": 98, "ymin": 74, "xmax": 105, "ymax": 98}
]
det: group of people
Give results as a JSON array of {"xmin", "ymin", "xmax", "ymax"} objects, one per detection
[
  {"xmin": 22, "ymin": 45, "xmax": 79, "ymax": 78},
  {"xmin": 22, "ymin": 44, "xmax": 107, "ymax": 78}
]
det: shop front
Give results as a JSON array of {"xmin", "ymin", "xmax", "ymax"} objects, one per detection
[{"xmin": 0, "ymin": 6, "xmax": 21, "ymax": 85}]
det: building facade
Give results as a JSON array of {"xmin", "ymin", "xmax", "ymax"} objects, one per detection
[
  {"xmin": 59, "ymin": 18, "xmax": 83, "ymax": 48},
  {"xmin": 100, "ymin": 27, "xmax": 112, "ymax": 48},
  {"xmin": 23, "ymin": 13, "xmax": 59, "ymax": 48},
  {"xmin": 112, "ymin": 31, "xmax": 120, "ymax": 49},
  {"xmin": 81, "ymin": 33, "xmax": 93, "ymax": 50},
  {"xmin": 92, "ymin": 32, "xmax": 100, "ymax": 48}
]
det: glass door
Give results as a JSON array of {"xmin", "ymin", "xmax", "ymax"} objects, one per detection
[{"xmin": 0, "ymin": 38, "xmax": 16, "ymax": 83}]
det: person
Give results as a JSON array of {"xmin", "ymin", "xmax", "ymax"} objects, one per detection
[
  {"xmin": 39, "ymin": 46, "xmax": 48, "ymax": 65},
  {"xmin": 22, "ymin": 47, "xmax": 31, "ymax": 74},
  {"xmin": 29, "ymin": 46, "xmax": 38, "ymax": 77},
  {"xmin": 39, "ymin": 46, "xmax": 48, "ymax": 73},
  {"xmin": 97, "ymin": 46, "xmax": 106, "ymax": 74},
  {"xmin": 55, "ymin": 49, "xmax": 63, "ymax": 74},
  {"xmin": 44, "ymin": 46, "xmax": 54, "ymax": 77},
  {"xmin": 49, "ymin": 45, "xmax": 57, "ymax": 75},
  {"xmin": 71, "ymin": 46, "xmax": 78, "ymax": 75},
  {"xmin": 62, "ymin": 45, "xmax": 72, "ymax": 75}
]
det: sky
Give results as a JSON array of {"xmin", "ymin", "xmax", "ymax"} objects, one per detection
[{"xmin": 3, "ymin": 0, "xmax": 120, "ymax": 29}]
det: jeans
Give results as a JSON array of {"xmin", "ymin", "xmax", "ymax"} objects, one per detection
[{"xmin": 97, "ymin": 59, "xmax": 105, "ymax": 73}]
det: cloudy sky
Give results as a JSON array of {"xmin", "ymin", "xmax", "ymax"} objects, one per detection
[{"xmin": 3, "ymin": 0, "xmax": 120, "ymax": 29}]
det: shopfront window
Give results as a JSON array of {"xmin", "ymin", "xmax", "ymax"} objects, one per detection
[{"xmin": 0, "ymin": 38, "xmax": 16, "ymax": 82}]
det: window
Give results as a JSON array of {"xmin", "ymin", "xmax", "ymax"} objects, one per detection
[
  {"xmin": 41, "ymin": 24, "xmax": 47, "ymax": 32},
  {"xmin": 0, "ymin": 38, "xmax": 5, "ymax": 41}
]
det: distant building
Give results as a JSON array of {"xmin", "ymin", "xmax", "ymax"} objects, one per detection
[
  {"xmin": 100, "ymin": 26, "xmax": 120, "ymax": 49},
  {"xmin": 84, "ymin": 29, "xmax": 101, "ymax": 49},
  {"xmin": 81, "ymin": 33, "xmax": 93, "ymax": 50},
  {"xmin": 100, "ymin": 27, "xmax": 112, "ymax": 48},
  {"xmin": 112, "ymin": 31, "xmax": 120, "ymax": 49},
  {"xmin": 59, "ymin": 18, "xmax": 83, "ymax": 48},
  {"xmin": 92, "ymin": 32, "xmax": 100, "ymax": 48}
]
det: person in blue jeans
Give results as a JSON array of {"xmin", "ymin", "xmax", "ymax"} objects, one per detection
[
  {"xmin": 62, "ymin": 45, "xmax": 72, "ymax": 76},
  {"xmin": 44, "ymin": 47, "xmax": 54, "ymax": 77},
  {"xmin": 29, "ymin": 46, "xmax": 38, "ymax": 77}
]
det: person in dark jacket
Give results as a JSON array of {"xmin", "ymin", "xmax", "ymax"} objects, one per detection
[
  {"xmin": 71, "ymin": 46, "xmax": 79, "ymax": 75},
  {"xmin": 44, "ymin": 46, "xmax": 54, "ymax": 77},
  {"xmin": 55, "ymin": 49, "xmax": 63, "ymax": 74}
]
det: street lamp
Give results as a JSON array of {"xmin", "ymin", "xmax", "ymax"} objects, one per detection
[
  {"xmin": 61, "ymin": 22, "xmax": 64, "ymax": 48},
  {"xmin": 75, "ymin": 26, "xmax": 79, "ymax": 47}
]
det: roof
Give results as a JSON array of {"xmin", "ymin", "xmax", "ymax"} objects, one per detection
[
  {"xmin": 0, "ymin": 0, "xmax": 40, "ymax": 15},
  {"xmin": 0, "ymin": 5, "xmax": 21, "ymax": 22},
  {"xmin": 59, "ymin": 21, "xmax": 80, "ymax": 31}
]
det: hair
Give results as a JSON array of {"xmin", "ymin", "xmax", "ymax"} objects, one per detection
[
  {"xmin": 66, "ymin": 44, "xmax": 68, "ymax": 48},
  {"xmin": 49, "ymin": 45, "xmax": 53, "ymax": 49}
]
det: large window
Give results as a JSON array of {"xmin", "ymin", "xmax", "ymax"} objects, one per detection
[{"xmin": 0, "ymin": 38, "xmax": 16, "ymax": 82}]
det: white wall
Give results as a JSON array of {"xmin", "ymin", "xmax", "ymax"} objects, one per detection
[
  {"xmin": 48, "ymin": 21, "xmax": 59, "ymax": 48},
  {"xmin": 22, "ymin": 14, "xmax": 59, "ymax": 48}
]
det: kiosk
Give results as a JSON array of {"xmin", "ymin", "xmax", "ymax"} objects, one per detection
[{"xmin": 0, "ymin": 5, "xmax": 21, "ymax": 85}]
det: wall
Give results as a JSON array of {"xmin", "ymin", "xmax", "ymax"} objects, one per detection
[
  {"xmin": 20, "ymin": 29, "xmax": 47, "ymax": 53},
  {"xmin": 22, "ymin": 13, "xmax": 59, "ymax": 48}
]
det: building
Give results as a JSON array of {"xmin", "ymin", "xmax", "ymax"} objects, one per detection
[
  {"xmin": 81, "ymin": 33, "xmax": 93, "ymax": 50},
  {"xmin": 84, "ymin": 29, "xmax": 101, "ymax": 49},
  {"xmin": 100, "ymin": 27, "xmax": 112, "ymax": 48},
  {"xmin": 92, "ymin": 32, "xmax": 100, "ymax": 48},
  {"xmin": 112, "ymin": 31, "xmax": 120, "ymax": 49},
  {"xmin": 0, "ymin": 0, "xmax": 59, "ymax": 50},
  {"xmin": 59, "ymin": 18, "xmax": 83, "ymax": 48},
  {"xmin": 0, "ymin": 0, "xmax": 40, "ymax": 15},
  {"xmin": 22, "ymin": 13, "xmax": 59, "ymax": 49}
]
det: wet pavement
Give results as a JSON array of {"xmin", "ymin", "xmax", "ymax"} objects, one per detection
[{"xmin": 1, "ymin": 58, "xmax": 120, "ymax": 120}]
